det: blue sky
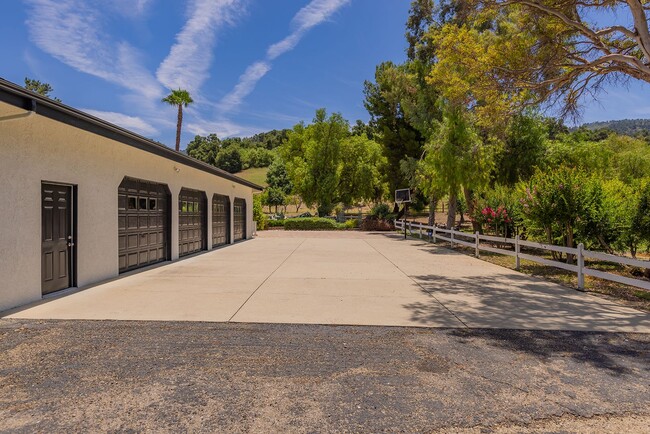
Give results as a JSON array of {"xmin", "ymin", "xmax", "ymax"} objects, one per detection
[{"xmin": 1, "ymin": 0, "xmax": 649, "ymax": 149}]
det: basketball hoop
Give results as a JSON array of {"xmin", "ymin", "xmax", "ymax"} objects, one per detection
[{"xmin": 395, "ymin": 188, "xmax": 411, "ymax": 204}]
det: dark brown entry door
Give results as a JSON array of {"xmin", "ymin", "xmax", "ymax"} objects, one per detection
[
  {"xmin": 233, "ymin": 198, "xmax": 246, "ymax": 242},
  {"xmin": 42, "ymin": 183, "xmax": 73, "ymax": 295},
  {"xmin": 212, "ymin": 194, "xmax": 230, "ymax": 247},
  {"xmin": 179, "ymin": 188, "xmax": 207, "ymax": 256}
]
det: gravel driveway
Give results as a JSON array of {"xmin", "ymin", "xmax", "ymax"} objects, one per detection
[{"xmin": 1, "ymin": 320, "xmax": 648, "ymax": 433}]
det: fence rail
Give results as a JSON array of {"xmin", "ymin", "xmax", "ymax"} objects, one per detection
[{"xmin": 394, "ymin": 220, "xmax": 650, "ymax": 291}]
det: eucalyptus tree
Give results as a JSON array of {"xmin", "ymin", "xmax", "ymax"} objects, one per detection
[
  {"xmin": 162, "ymin": 89, "xmax": 193, "ymax": 151},
  {"xmin": 436, "ymin": 0, "xmax": 650, "ymax": 118}
]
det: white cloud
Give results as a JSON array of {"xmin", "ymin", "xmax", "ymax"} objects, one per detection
[
  {"xmin": 156, "ymin": 0, "xmax": 244, "ymax": 93},
  {"xmin": 108, "ymin": 0, "xmax": 153, "ymax": 17},
  {"xmin": 268, "ymin": 0, "xmax": 350, "ymax": 59},
  {"xmin": 27, "ymin": 0, "xmax": 162, "ymax": 98},
  {"xmin": 218, "ymin": 0, "xmax": 350, "ymax": 114},
  {"xmin": 82, "ymin": 109, "xmax": 158, "ymax": 136},
  {"xmin": 186, "ymin": 117, "xmax": 262, "ymax": 138},
  {"xmin": 267, "ymin": 30, "xmax": 305, "ymax": 60},
  {"xmin": 218, "ymin": 61, "xmax": 271, "ymax": 113},
  {"xmin": 25, "ymin": 0, "xmax": 163, "ymax": 100},
  {"xmin": 292, "ymin": 0, "xmax": 350, "ymax": 29}
]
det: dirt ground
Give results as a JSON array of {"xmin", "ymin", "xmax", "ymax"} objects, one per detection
[{"xmin": 1, "ymin": 320, "xmax": 648, "ymax": 433}]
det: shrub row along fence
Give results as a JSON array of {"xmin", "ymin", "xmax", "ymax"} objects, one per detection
[{"xmin": 394, "ymin": 220, "xmax": 650, "ymax": 291}]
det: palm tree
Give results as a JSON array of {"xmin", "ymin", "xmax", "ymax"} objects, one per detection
[{"xmin": 162, "ymin": 89, "xmax": 193, "ymax": 151}]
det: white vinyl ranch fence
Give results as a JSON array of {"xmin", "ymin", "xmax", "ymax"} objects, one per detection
[{"xmin": 394, "ymin": 220, "xmax": 650, "ymax": 292}]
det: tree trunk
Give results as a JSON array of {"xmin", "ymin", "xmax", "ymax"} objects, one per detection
[
  {"xmin": 446, "ymin": 191, "xmax": 457, "ymax": 229},
  {"xmin": 395, "ymin": 204, "xmax": 405, "ymax": 220},
  {"xmin": 463, "ymin": 186, "xmax": 481, "ymax": 233},
  {"xmin": 566, "ymin": 224, "xmax": 575, "ymax": 264},
  {"xmin": 175, "ymin": 105, "xmax": 183, "ymax": 152},
  {"xmin": 428, "ymin": 195, "xmax": 437, "ymax": 227}
]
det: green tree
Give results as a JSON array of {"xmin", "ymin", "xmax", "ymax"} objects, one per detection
[
  {"xmin": 242, "ymin": 147, "xmax": 274, "ymax": 169},
  {"xmin": 186, "ymin": 134, "xmax": 220, "ymax": 166},
  {"xmin": 162, "ymin": 89, "xmax": 193, "ymax": 152},
  {"xmin": 633, "ymin": 181, "xmax": 650, "ymax": 257},
  {"xmin": 24, "ymin": 77, "xmax": 61, "ymax": 102},
  {"xmin": 495, "ymin": 113, "xmax": 548, "ymax": 186},
  {"xmin": 519, "ymin": 167, "xmax": 595, "ymax": 262},
  {"xmin": 363, "ymin": 62, "xmax": 425, "ymax": 197},
  {"xmin": 282, "ymin": 109, "xmax": 348, "ymax": 216},
  {"xmin": 215, "ymin": 146, "xmax": 242, "ymax": 173},
  {"xmin": 471, "ymin": 0, "xmax": 650, "ymax": 116},
  {"xmin": 265, "ymin": 187, "xmax": 286, "ymax": 214},
  {"xmin": 266, "ymin": 159, "xmax": 292, "ymax": 195},
  {"xmin": 264, "ymin": 158, "xmax": 293, "ymax": 213},
  {"xmin": 421, "ymin": 105, "xmax": 493, "ymax": 228},
  {"xmin": 281, "ymin": 110, "xmax": 385, "ymax": 216},
  {"xmin": 338, "ymin": 134, "xmax": 387, "ymax": 207},
  {"xmin": 253, "ymin": 194, "xmax": 268, "ymax": 230}
]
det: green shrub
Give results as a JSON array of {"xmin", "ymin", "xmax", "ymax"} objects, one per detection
[
  {"xmin": 371, "ymin": 203, "xmax": 391, "ymax": 219},
  {"xmin": 267, "ymin": 219, "xmax": 286, "ymax": 228},
  {"xmin": 253, "ymin": 195, "xmax": 268, "ymax": 230},
  {"xmin": 284, "ymin": 217, "xmax": 339, "ymax": 230},
  {"xmin": 343, "ymin": 219, "xmax": 360, "ymax": 229}
]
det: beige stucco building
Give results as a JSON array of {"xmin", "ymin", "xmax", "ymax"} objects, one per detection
[{"xmin": 0, "ymin": 79, "xmax": 262, "ymax": 312}]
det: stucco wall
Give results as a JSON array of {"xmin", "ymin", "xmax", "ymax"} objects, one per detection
[{"xmin": 0, "ymin": 102, "xmax": 255, "ymax": 312}]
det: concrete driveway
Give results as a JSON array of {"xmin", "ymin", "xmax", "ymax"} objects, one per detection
[{"xmin": 4, "ymin": 231, "xmax": 650, "ymax": 332}]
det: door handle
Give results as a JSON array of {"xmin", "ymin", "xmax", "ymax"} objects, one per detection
[{"xmin": 68, "ymin": 242, "xmax": 75, "ymax": 247}]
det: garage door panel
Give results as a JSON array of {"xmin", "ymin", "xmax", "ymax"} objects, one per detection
[
  {"xmin": 119, "ymin": 177, "xmax": 170, "ymax": 273},
  {"xmin": 234, "ymin": 198, "xmax": 246, "ymax": 242},
  {"xmin": 179, "ymin": 188, "xmax": 207, "ymax": 257},
  {"xmin": 212, "ymin": 194, "xmax": 230, "ymax": 247}
]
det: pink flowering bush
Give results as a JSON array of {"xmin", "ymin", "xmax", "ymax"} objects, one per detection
[{"xmin": 472, "ymin": 185, "xmax": 521, "ymax": 237}]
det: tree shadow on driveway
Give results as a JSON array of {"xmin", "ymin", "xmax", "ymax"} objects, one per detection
[
  {"xmin": 402, "ymin": 272, "xmax": 650, "ymax": 376},
  {"xmin": 406, "ymin": 273, "xmax": 650, "ymax": 332}
]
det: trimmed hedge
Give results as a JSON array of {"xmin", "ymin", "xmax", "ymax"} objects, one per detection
[
  {"xmin": 284, "ymin": 217, "xmax": 339, "ymax": 230},
  {"xmin": 267, "ymin": 219, "xmax": 286, "ymax": 228}
]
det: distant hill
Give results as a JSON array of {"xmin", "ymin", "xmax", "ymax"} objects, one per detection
[
  {"xmin": 236, "ymin": 167, "xmax": 269, "ymax": 188},
  {"xmin": 580, "ymin": 119, "xmax": 650, "ymax": 136}
]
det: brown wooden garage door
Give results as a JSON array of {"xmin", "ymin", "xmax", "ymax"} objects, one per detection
[
  {"xmin": 233, "ymin": 198, "xmax": 246, "ymax": 242},
  {"xmin": 118, "ymin": 177, "xmax": 170, "ymax": 273},
  {"xmin": 212, "ymin": 194, "xmax": 230, "ymax": 247},
  {"xmin": 179, "ymin": 188, "xmax": 207, "ymax": 257}
]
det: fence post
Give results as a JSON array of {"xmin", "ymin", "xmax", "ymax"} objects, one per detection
[
  {"xmin": 450, "ymin": 229, "xmax": 454, "ymax": 248},
  {"xmin": 515, "ymin": 235, "xmax": 520, "ymax": 271},
  {"xmin": 577, "ymin": 243, "xmax": 585, "ymax": 291},
  {"xmin": 475, "ymin": 231, "xmax": 480, "ymax": 258},
  {"xmin": 433, "ymin": 226, "xmax": 437, "ymax": 243},
  {"xmin": 419, "ymin": 224, "xmax": 423, "ymax": 239}
]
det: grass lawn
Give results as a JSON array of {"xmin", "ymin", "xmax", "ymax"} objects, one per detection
[{"xmin": 236, "ymin": 167, "xmax": 269, "ymax": 187}]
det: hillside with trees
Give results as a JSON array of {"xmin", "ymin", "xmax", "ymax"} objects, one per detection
[
  {"xmin": 579, "ymin": 119, "xmax": 650, "ymax": 143},
  {"xmin": 185, "ymin": 129, "xmax": 290, "ymax": 174}
]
